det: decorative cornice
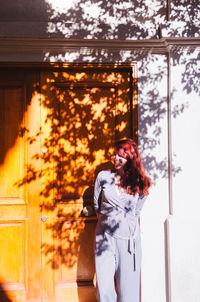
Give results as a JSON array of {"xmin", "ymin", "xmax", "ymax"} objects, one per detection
[
  {"xmin": 0, "ymin": 37, "xmax": 199, "ymax": 62},
  {"xmin": 166, "ymin": 37, "xmax": 200, "ymax": 46},
  {"xmin": 1, "ymin": 37, "xmax": 200, "ymax": 46},
  {"xmin": 0, "ymin": 37, "xmax": 169, "ymax": 53}
]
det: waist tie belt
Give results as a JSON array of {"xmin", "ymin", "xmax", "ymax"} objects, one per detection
[
  {"xmin": 128, "ymin": 238, "xmax": 136, "ymax": 271},
  {"xmin": 104, "ymin": 225, "xmax": 139, "ymax": 272}
]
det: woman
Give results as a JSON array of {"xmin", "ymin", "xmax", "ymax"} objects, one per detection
[{"xmin": 94, "ymin": 138, "xmax": 151, "ymax": 302}]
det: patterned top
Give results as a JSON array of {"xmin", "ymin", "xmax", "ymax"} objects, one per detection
[{"xmin": 94, "ymin": 170, "xmax": 147, "ymax": 239}]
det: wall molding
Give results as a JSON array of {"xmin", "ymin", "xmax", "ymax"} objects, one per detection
[{"xmin": 0, "ymin": 37, "xmax": 200, "ymax": 62}]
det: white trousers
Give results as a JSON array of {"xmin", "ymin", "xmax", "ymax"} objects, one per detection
[{"xmin": 95, "ymin": 230, "xmax": 142, "ymax": 302}]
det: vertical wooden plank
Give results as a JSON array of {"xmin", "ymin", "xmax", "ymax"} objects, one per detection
[
  {"xmin": 0, "ymin": 78, "xmax": 27, "ymax": 302},
  {"xmin": 25, "ymin": 72, "xmax": 42, "ymax": 302}
]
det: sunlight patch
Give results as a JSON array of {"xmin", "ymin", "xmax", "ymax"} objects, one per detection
[{"xmin": 45, "ymin": 0, "xmax": 78, "ymax": 13}]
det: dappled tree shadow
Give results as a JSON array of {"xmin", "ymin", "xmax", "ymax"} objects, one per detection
[
  {"xmin": 171, "ymin": 48, "xmax": 200, "ymax": 96},
  {"xmin": 168, "ymin": 0, "xmax": 200, "ymax": 38},
  {"xmin": 0, "ymin": 4, "xmax": 199, "ymax": 302},
  {"xmin": 13, "ymin": 66, "xmax": 135, "ymax": 296},
  {"xmin": 11, "ymin": 60, "xmax": 190, "ymax": 275},
  {"xmin": 16, "ymin": 67, "xmax": 133, "ymax": 201},
  {"xmin": 37, "ymin": 0, "xmax": 199, "ymax": 170},
  {"xmin": 1, "ymin": 1, "xmax": 199, "ymax": 300},
  {"xmin": 1, "ymin": 0, "xmax": 199, "ymax": 40},
  {"xmin": 44, "ymin": 0, "xmax": 165, "ymax": 40}
]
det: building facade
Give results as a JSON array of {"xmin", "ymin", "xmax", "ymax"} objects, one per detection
[{"xmin": 0, "ymin": 1, "xmax": 200, "ymax": 302}]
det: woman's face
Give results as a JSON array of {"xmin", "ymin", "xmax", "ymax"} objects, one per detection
[{"xmin": 113, "ymin": 150, "xmax": 128, "ymax": 171}]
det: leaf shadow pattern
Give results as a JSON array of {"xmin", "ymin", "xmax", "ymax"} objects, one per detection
[
  {"xmin": 10, "ymin": 53, "xmax": 198, "ymax": 289},
  {"xmin": 12, "ymin": 58, "xmax": 193, "ymax": 274},
  {"xmin": 38, "ymin": 0, "xmax": 199, "ymax": 181},
  {"xmin": 15, "ymin": 67, "xmax": 135, "ymax": 281},
  {"xmin": 0, "ymin": 1, "xmax": 199, "ymax": 300}
]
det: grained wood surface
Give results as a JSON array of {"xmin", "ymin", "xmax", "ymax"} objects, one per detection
[{"xmin": 0, "ymin": 65, "xmax": 136, "ymax": 301}]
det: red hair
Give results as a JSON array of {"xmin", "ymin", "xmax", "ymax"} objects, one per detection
[{"xmin": 115, "ymin": 139, "xmax": 151, "ymax": 196}]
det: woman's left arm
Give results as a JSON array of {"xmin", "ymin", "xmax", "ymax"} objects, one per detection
[{"xmin": 135, "ymin": 195, "xmax": 147, "ymax": 217}]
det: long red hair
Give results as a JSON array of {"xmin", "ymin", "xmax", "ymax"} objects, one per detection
[{"xmin": 115, "ymin": 139, "xmax": 151, "ymax": 196}]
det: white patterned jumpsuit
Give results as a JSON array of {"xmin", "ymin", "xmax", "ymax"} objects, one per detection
[{"xmin": 94, "ymin": 170, "xmax": 147, "ymax": 302}]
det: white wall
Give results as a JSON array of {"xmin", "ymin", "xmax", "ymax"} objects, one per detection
[
  {"xmin": 138, "ymin": 54, "xmax": 169, "ymax": 302},
  {"xmin": 170, "ymin": 49, "xmax": 200, "ymax": 302},
  {"xmin": 138, "ymin": 49, "xmax": 200, "ymax": 302}
]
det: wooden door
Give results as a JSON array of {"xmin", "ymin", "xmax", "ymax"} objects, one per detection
[
  {"xmin": 40, "ymin": 65, "xmax": 137, "ymax": 302},
  {"xmin": 0, "ymin": 64, "xmax": 137, "ymax": 302},
  {"xmin": 0, "ymin": 69, "xmax": 42, "ymax": 302}
]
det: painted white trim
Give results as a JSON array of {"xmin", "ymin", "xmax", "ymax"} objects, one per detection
[{"xmin": 165, "ymin": 216, "xmax": 172, "ymax": 302}]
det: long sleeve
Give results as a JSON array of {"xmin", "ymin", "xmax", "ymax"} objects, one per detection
[
  {"xmin": 135, "ymin": 195, "xmax": 147, "ymax": 217},
  {"xmin": 94, "ymin": 172, "xmax": 103, "ymax": 213}
]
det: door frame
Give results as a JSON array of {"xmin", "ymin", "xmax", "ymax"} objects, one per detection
[{"xmin": 0, "ymin": 63, "xmax": 138, "ymax": 302}]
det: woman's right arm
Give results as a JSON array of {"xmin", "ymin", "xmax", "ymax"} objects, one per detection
[{"xmin": 94, "ymin": 172, "xmax": 102, "ymax": 214}]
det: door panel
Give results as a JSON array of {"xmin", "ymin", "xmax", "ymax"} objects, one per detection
[
  {"xmin": 0, "ymin": 222, "xmax": 25, "ymax": 283},
  {"xmin": 40, "ymin": 66, "xmax": 137, "ymax": 302},
  {"xmin": 0, "ymin": 85, "xmax": 25, "ymax": 199},
  {"xmin": 0, "ymin": 71, "xmax": 41, "ymax": 302},
  {"xmin": 0, "ymin": 82, "xmax": 26, "ymax": 302}
]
